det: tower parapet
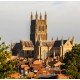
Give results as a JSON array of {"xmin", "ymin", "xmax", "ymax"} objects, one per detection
[
  {"xmin": 31, "ymin": 11, "xmax": 47, "ymax": 20},
  {"xmin": 30, "ymin": 11, "xmax": 47, "ymax": 45}
]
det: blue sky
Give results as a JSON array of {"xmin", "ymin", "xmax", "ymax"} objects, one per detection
[{"xmin": 0, "ymin": 1, "xmax": 80, "ymax": 44}]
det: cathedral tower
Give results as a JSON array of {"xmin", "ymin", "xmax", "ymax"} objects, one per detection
[{"xmin": 30, "ymin": 12, "xmax": 47, "ymax": 45}]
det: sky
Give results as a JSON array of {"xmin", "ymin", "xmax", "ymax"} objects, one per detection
[{"xmin": 0, "ymin": 1, "xmax": 80, "ymax": 45}]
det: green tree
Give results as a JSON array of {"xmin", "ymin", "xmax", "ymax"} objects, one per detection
[
  {"xmin": 0, "ymin": 38, "xmax": 18, "ymax": 78},
  {"xmin": 63, "ymin": 44, "xmax": 80, "ymax": 79}
]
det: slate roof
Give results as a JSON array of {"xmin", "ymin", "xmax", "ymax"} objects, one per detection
[
  {"xmin": 12, "ymin": 43, "xmax": 21, "ymax": 50},
  {"xmin": 53, "ymin": 40, "xmax": 67, "ymax": 47},
  {"xmin": 12, "ymin": 43, "xmax": 21, "ymax": 55},
  {"xmin": 41, "ymin": 41, "xmax": 54, "ymax": 47},
  {"xmin": 21, "ymin": 40, "xmax": 34, "ymax": 47}
]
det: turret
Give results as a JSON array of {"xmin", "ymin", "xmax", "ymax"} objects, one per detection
[
  {"xmin": 40, "ymin": 12, "xmax": 42, "ymax": 20},
  {"xmin": 35, "ymin": 11, "xmax": 38, "ymax": 20},
  {"xmin": 31, "ymin": 12, "xmax": 33, "ymax": 20},
  {"xmin": 45, "ymin": 11, "xmax": 47, "ymax": 21}
]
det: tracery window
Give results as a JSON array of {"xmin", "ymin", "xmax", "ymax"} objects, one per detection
[
  {"xmin": 42, "ymin": 26, "xmax": 44, "ymax": 31},
  {"xmin": 39, "ymin": 26, "xmax": 41, "ymax": 31}
]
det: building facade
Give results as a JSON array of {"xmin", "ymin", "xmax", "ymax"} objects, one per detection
[
  {"xmin": 12, "ymin": 12, "xmax": 75, "ymax": 61},
  {"xmin": 30, "ymin": 12, "xmax": 47, "ymax": 45}
]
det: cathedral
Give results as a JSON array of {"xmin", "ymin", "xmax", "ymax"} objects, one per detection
[{"xmin": 12, "ymin": 12, "xmax": 75, "ymax": 61}]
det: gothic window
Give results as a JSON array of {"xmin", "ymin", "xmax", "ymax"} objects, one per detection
[
  {"xmin": 42, "ymin": 26, "xmax": 44, "ymax": 31},
  {"xmin": 39, "ymin": 26, "xmax": 41, "ymax": 31}
]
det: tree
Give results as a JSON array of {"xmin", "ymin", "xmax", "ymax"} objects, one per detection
[
  {"xmin": 63, "ymin": 44, "xmax": 80, "ymax": 79},
  {"xmin": 0, "ymin": 38, "xmax": 18, "ymax": 78}
]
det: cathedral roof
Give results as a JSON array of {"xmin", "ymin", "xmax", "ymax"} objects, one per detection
[
  {"xmin": 40, "ymin": 41, "xmax": 54, "ymax": 47},
  {"xmin": 21, "ymin": 40, "xmax": 34, "ymax": 47},
  {"xmin": 53, "ymin": 40, "xmax": 67, "ymax": 47},
  {"xmin": 12, "ymin": 43, "xmax": 21, "ymax": 50}
]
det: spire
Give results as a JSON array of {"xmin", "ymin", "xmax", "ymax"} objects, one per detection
[
  {"xmin": 45, "ymin": 11, "xmax": 47, "ymax": 20},
  {"xmin": 61, "ymin": 36, "xmax": 63, "ymax": 46},
  {"xmin": 31, "ymin": 12, "xmax": 33, "ymax": 20},
  {"xmin": 40, "ymin": 12, "xmax": 42, "ymax": 20},
  {"xmin": 36, "ymin": 11, "xmax": 38, "ymax": 20}
]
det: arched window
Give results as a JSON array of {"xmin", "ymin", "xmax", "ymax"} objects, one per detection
[
  {"xmin": 42, "ymin": 26, "xmax": 44, "ymax": 31},
  {"xmin": 39, "ymin": 26, "xmax": 41, "ymax": 31}
]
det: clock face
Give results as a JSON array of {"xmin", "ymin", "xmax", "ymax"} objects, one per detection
[{"xmin": 41, "ymin": 50, "xmax": 47, "ymax": 59}]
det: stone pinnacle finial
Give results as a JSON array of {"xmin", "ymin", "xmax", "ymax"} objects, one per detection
[
  {"xmin": 36, "ymin": 11, "xmax": 38, "ymax": 19},
  {"xmin": 40, "ymin": 12, "xmax": 42, "ymax": 20},
  {"xmin": 31, "ymin": 11, "xmax": 33, "ymax": 20},
  {"xmin": 45, "ymin": 11, "xmax": 47, "ymax": 20}
]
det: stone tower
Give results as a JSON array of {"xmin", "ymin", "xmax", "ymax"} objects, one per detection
[{"xmin": 30, "ymin": 11, "xmax": 47, "ymax": 45}]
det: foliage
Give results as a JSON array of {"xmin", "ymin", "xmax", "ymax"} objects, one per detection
[
  {"xmin": 0, "ymin": 38, "xmax": 18, "ymax": 78},
  {"xmin": 26, "ymin": 75, "xmax": 31, "ymax": 79},
  {"xmin": 63, "ymin": 44, "xmax": 80, "ymax": 79}
]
